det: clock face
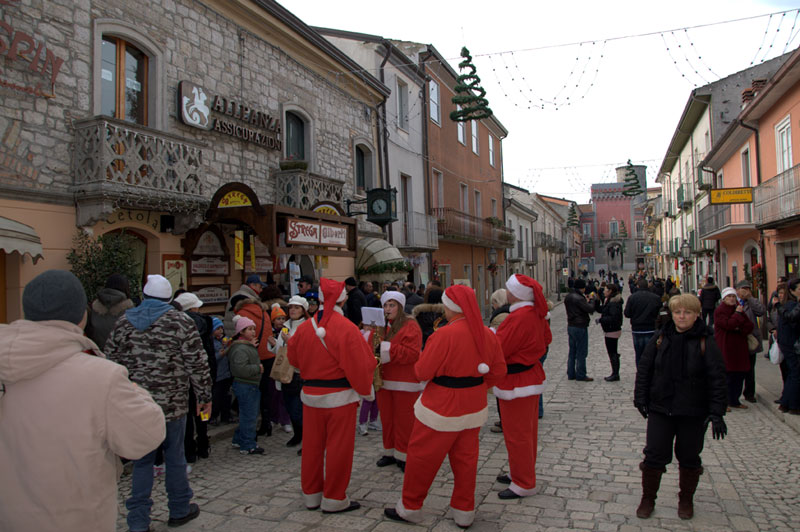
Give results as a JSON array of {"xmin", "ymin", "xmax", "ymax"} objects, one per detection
[{"xmin": 372, "ymin": 198, "xmax": 388, "ymax": 215}]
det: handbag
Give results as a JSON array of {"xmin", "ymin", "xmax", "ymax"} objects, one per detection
[
  {"xmin": 269, "ymin": 346, "xmax": 295, "ymax": 384},
  {"xmin": 746, "ymin": 334, "xmax": 760, "ymax": 352},
  {"xmin": 769, "ymin": 341, "xmax": 784, "ymax": 365}
]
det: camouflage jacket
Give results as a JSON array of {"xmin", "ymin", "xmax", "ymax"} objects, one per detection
[{"xmin": 105, "ymin": 305, "xmax": 212, "ymax": 422}]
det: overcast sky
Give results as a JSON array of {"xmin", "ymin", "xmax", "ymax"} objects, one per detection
[{"xmin": 280, "ymin": 0, "xmax": 800, "ymax": 203}]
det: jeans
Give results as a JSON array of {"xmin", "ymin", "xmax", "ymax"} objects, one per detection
[
  {"xmin": 727, "ymin": 371, "xmax": 746, "ymax": 407},
  {"xmin": 632, "ymin": 332, "xmax": 655, "ymax": 367},
  {"xmin": 283, "ymin": 388, "xmax": 303, "ymax": 426},
  {"xmin": 232, "ymin": 381, "xmax": 261, "ymax": 451},
  {"xmin": 127, "ymin": 416, "xmax": 193, "ymax": 532},
  {"xmin": 567, "ymin": 326, "xmax": 588, "ymax": 380},
  {"xmin": 743, "ymin": 352, "xmax": 757, "ymax": 399}
]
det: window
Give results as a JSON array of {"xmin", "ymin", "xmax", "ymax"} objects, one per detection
[
  {"xmin": 609, "ymin": 220, "xmax": 619, "ymax": 236},
  {"xmin": 460, "ymin": 184, "xmax": 469, "ymax": 213},
  {"xmin": 101, "ymin": 36, "xmax": 148, "ymax": 125},
  {"xmin": 397, "ymin": 78, "xmax": 408, "ymax": 130},
  {"xmin": 491, "ymin": 198, "xmax": 497, "ymax": 217},
  {"xmin": 432, "ymin": 169, "xmax": 444, "ymax": 208},
  {"xmin": 438, "ymin": 264, "xmax": 451, "ymax": 288},
  {"xmin": 637, "ymin": 242, "xmax": 644, "ymax": 253},
  {"xmin": 518, "ymin": 224, "xmax": 524, "ymax": 257},
  {"xmin": 429, "ymin": 80, "xmax": 440, "ymax": 124},
  {"xmin": 635, "ymin": 221, "xmax": 644, "ymax": 237},
  {"xmin": 525, "ymin": 227, "xmax": 530, "ymax": 260},
  {"xmin": 355, "ymin": 143, "xmax": 374, "ymax": 195},
  {"xmin": 474, "ymin": 190, "xmax": 482, "ymax": 218},
  {"xmin": 286, "ymin": 111, "xmax": 306, "ymax": 160},
  {"xmin": 716, "ymin": 170, "xmax": 724, "ymax": 189},
  {"xmin": 489, "ymin": 134, "xmax": 495, "ymax": 166},
  {"xmin": 582, "ymin": 223, "xmax": 591, "ymax": 237},
  {"xmin": 471, "ymin": 120, "xmax": 479, "ymax": 154},
  {"xmin": 457, "ymin": 108, "xmax": 466, "ymax": 144},
  {"xmin": 742, "ymin": 148, "xmax": 751, "ymax": 186},
  {"xmin": 583, "ymin": 242, "xmax": 592, "ymax": 253},
  {"xmin": 777, "ymin": 116, "xmax": 792, "ymax": 172}
]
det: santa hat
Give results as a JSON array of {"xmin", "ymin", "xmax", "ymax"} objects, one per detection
[
  {"xmin": 506, "ymin": 274, "xmax": 548, "ymax": 319},
  {"xmin": 442, "ymin": 284, "xmax": 491, "ymax": 375},
  {"xmin": 380, "ymin": 290, "xmax": 406, "ymax": 310},
  {"xmin": 316, "ymin": 278, "xmax": 346, "ymax": 339}
]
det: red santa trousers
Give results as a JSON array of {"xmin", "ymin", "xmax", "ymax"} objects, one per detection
[
  {"xmin": 376, "ymin": 388, "xmax": 419, "ymax": 461},
  {"xmin": 498, "ymin": 395, "xmax": 539, "ymax": 495},
  {"xmin": 400, "ymin": 421, "xmax": 481, "ymax": 514},
  {"xmin": 301, "ymin": 402, "xmax": 358, "ymax": 511}
]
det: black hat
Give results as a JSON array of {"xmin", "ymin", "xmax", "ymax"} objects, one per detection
[
  {"xmin": 574, "ymin": 279, "xmax": 587, "ymax": 290},
  {"xmin": 23, "ymin": 270, "xmax": 87, "ymax": 325},
  {"xmin": 105, "ymin": 273, "xmax": 130, "ymax": 298},
  {"xmin": 344, "ymin": 276, "xmax": 357, "ymax": 287}
]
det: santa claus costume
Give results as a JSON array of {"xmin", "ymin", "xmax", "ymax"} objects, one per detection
[
  {"xmin": 494, "ymin": 274, "xmax": 552, "ymax": 499},
  {"xmin": 368, "ymin": 290, "xmax": 424, "ymax": 470},
  {"xmin": 384, "ymin": 284, "xmax": 506, "ymax": 529},
  {"xmin": 287, "ymin": 278, "xmax": 376, "ymax": 513}
]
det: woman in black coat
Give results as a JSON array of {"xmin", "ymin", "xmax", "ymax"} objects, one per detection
[
  {"xmin": 595, "ymin": 283, "xmax": 623, "ymax": 381},
  {"xmin": 633, "ymin": 294, "xmax": 727, "ymax": 521}
]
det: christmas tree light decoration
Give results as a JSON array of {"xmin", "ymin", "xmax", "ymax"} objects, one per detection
[
  {"xmin": 450, "ymin": 47, "xmax": 493, "ymax": 122},
  {"xmin": 622, "ymin": 159, "xmax": 644, "ymax": 197}
]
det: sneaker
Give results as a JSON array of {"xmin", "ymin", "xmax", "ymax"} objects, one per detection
[
  {"xmin": 358, "ymin": 423, "xmax": 368, "ymax": 436},
  {"xmin": 367, "ymin": 420, "xmax": 382, "ymax": 432},
  {"xmin": 240, "ymin": 446, "xmax": 265, "ymax": 455},
  {"xmin": 153, "ymin": 464, "xmax": 165, "ymax": 478},
  {"xmin": 231, "ymin": 442, "xmax": 241, "ymax": 449},
  {"xmin": 282, "ymin": 424, "xmax": 293, "ymax": 433}
]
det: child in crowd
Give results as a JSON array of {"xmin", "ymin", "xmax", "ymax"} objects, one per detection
[
  {"xmin": 271, "ymin": 304, "xmax": 287, "ymax": 335},
  {"xmin": 228, "ymin": 316, "xmax": 264, "ymax": 455},
  {"xmin": 211, "ymin": 317, "xmax": 233, "ymax": 425},
  {"xmin": 358, "ymin": 398, "xmax": 380, "ymax": 435}
]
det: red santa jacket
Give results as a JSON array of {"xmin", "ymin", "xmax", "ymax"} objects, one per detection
[
  {"xmin": 287, "ymin": 309, "xmax": 376, "ymax": 408},
  {"xmin": 414, "ymin": 317, "xmax": 506, "ymax": 431},
  {"xmin": 368, "ymin": 319, "xmax": 424, "ymax": 392},
  {"xmin": 714, "ymin": 303, "xmax": 754, "ymax": 372},
  {"xmin": 494, "ymin": 302, "xmax": 551, "ymax": 400}
]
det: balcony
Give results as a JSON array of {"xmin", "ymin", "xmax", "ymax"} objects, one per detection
[
  {"xmin": 72, "ymin": 116, "xmax": 207, "ymax": 226},
  {"xmin": 534, "ymin": 231, "xmax": 547, "ymax": 247},
  {"xmin": 677, "ymin": 185, "xmax": 693, "ymax": 210},
  {"xmin": 755, "ymin": 163, "xmax": 800, "ymax": 229},
  {"xmin": 508, "ymin": 238, "xmax": 525, "ymax": 262},
  {"xmin": 395, "ymin": 211, "xmax": 438, "ymax": 251},
  {"xmin": 275, "ymin": 168, "xmax": 344, "ymax": 211},
  {"xmin": 698, "ymin": 204, "xmax": 755, "ymax": 239},
  {"xmin": 527, "ymin": 246, "xmax": 538, "ymax": 265},
  {"xmin": 430, "ymin": 208, "xmax": 514, "ymax": 248}
]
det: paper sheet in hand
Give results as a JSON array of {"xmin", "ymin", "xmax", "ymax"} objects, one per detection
[{"xmin": 361, "ymin": 307, "xmax": 385, "ymax": 327}]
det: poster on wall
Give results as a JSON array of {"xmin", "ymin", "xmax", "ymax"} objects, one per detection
[{"xmin": 163, "ymin": 256, "xmax": 187, "ymax": 295}]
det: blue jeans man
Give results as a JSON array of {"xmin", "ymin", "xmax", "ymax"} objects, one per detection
[
  {"xmin": 632, "ymin": 332, "xmax": 655, "ymax": 367},
  {"xmin": 567, "ymin": 326, "xmax": 589, "ymax": 380},
  {"xmin": 127, "ymin": 416, "xmax": 193, "ymax": 532}
]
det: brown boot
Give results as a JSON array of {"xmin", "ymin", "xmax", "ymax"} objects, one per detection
[
  {"xmin": 677, "ymin": 466, "xmax": 703, "ymax": 519},
  {"xmin": 636, "ymin": 462, "xmax": 665, "ymax": 519}
]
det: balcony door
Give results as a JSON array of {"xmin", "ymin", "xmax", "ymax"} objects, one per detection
[
  {"xmin": 460, "ymin": 184, "xmax": 469, "ymax": 235},
  {"xmin": 401, "ymin": 174, "xmax": 411, "ymax": 245},
  {"xmin": 101, "ymin": 37, "xmax": 148, "ymax": 125},
  {"xmin": 741, "ymin": 148, "xmax": 753, "ymax": 222}
]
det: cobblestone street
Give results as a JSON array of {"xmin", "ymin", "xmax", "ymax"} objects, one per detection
[{"xmin": 117, "ymin": 299, "xmax": 800, "ymax": 531}]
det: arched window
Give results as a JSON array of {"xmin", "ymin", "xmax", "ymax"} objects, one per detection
[
  {"xmin": 101, "ymin": 37, "xmax": 148, "ymax": 125},
  {"xmin": 285, "ymin": 112, "xmax": 306, "ymax": 161}
]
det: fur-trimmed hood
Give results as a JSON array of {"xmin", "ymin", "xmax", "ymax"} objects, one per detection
[
  {"xmin": 91, "ymin": 288, "xmax": 134, "ymax": 316},
  {"xmin": 412, "ymin": 303, "xmax": 445, "ymax": 317}
]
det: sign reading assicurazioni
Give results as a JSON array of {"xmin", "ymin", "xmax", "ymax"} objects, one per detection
[{"xmin": 178, "ymin": 80, "xmax": 281, "ymax": 150}]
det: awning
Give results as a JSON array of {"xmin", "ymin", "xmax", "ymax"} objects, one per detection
[
  {"xmin": 356, "ymin": 237, "xmax": 404, "ymax": 273},
  {"xmin": 0, "ymin": 216, "xmax": 44, "ymax": 263}
]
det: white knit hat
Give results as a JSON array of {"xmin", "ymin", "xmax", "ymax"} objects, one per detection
[
  {"xmin": 721, "ymin": 287, "xmax": 737, "ymax": 300},
  {"xmin": 143, "ymin": 275, "xmax": 172, "ymax": 300},
  {"xmin": 287, "ymin": 295, "xmax": 309, "ymax": 311},
  {"xmin": 380, "ymin": 290, "xmax": 406, "ymax": 309},
  {"xmin": 174, "ymin": 292, "xmax": 203, "ymax": 311}
]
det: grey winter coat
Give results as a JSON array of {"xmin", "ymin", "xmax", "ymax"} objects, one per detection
[{"xmin": 86, "ymin": 288, "xmax": 134, "ymax": 351}]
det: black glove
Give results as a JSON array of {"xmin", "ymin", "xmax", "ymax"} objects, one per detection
[
  {"xmin": 635, "ymin": 403, "xmax": 648, "ymax": 419},
  {"xmin": 705, "ymin": 415, "xmax": 727, "ymax": 440}
]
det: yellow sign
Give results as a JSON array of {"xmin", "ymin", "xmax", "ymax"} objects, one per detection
[
  {"xmin": 709, "ymin": 187, "xmax": 753, "ymax": 204},
  {"xmin": 234, "ymin": 230, "xmax": 244, "ymax": 270},
  {"xmin": 249, "ymin": 235, "xmax": 256, "ymax": 271},
  {"xmin": 218, "ymin": 190, "xmax": 252, "ymax": 208}
]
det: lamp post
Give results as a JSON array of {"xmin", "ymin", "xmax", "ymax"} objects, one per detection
[
  {"xmin": 488, "ymin": 247, "xmax": 498, "ymax": 292},
  {"xmin": 680, "ymin": 239, "xmax": 691, "ymax": 291}
]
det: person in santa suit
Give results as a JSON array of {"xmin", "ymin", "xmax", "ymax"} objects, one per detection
[
  {"xmin": 370, "ymin": 291, "xmax": 424, "ymax": 471},
  {"xmin": 384, "ymin": 284, "xmax": 507, "ymax": 529},
  {"xmin": 287, "ymin": 278, "xmax": 377, "ymax": 514},
  {"xmin": 494, "ymin": 274, "xmax": 552, "ymax": 499}
]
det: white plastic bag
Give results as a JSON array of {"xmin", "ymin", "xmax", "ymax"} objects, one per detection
[{"xmin": 769, "ymin": 341, "xmax": 784, "ymax": 365}]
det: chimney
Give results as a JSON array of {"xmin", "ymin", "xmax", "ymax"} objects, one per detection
[
  {"xmin": 741, "ymin": 88, "xmax": 755, "ymax": 108},
  {"xmin": 752, "ymin": 78, "xmax": 767, "ymax": 91}
]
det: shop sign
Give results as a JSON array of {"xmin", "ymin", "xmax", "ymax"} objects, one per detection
[
  {"xmin": 312, "ymin": 202, "xmax": 344, "ymax": 216},
  {"xmin": 195, "ymin": 231, "xmax": 225, "ymax": 256},
  {"xmin": 286, "ymin": 218, "xmax": 347, "ymax": 247},
  {"xmin": 234, "ymin": 230, "xmax": 244, "ymax": 270},
  {"xmin": 179, "ymin": 80, "xmax": 281, "ymax": 150},
  {"xmin": 193, "ymin": 285, "xmax": 230, "ymax": 305},
  {"xmin": 217, "ymin": 190, "xmax": 252, "ymax": 208},
  {"xmin": 245, "ymin": 255, "xmax": 274, "ymax": 273},
  {"xmin": 191, "ymin": 256, "xmax": 229, "ymax": 275},
  {"xmin": 0, "ymin": 13, "xmax": 65, "ymax": 97},
  {"xmin": 709, "ymin": 187, "xmax": 753, "ymax": 204},
  {"xmin": 104, "ymin": 209, "xmax": 161, "ymax": 231}
]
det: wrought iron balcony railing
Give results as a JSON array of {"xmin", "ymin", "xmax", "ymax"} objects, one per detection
[
  {"xmin": 755, "ymin": 163, "xmax": 800, "ymax": 228},
  {"xmin": 698, "ymin": 203, "xmax": 755, "ymax": 238},
  {"xmin": 429, "ymin": 208, "xmax": 514, "ymax": 248},
  {"xmin": 395, "ymin": 211, "xmax": 438, "ymax": 250}
]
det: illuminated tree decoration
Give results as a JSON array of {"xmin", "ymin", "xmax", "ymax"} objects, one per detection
[
  {"xmin": 622, "ymin": 159, "xmax": 644, "ymax": 197},
  {"xmin": 567, "ymin": 203, "xmax": 578, "ymax": 227},
  {"xmin": 450, "ymin": 47, "xmax": 493, "ymax": 122}
]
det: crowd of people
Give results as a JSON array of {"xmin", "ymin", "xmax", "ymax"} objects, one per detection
[{"xmin": 1, "ymin": 264, "xmax": 795, "ymax": 530}]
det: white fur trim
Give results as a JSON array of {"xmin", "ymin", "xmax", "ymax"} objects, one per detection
[
  {"xmin": 506, "ymin": 274, "xmax": 534, "ymax": 301},
  {"xmin": 414, "ymin": 396, "xmax": 488, "ymax": 431},
  {"xmin": 509, "ymin": 481, "xmax": 538, "ymax": 497},
  {"xmin": 383, "ymin": 446, "xmax": 395, "ymax": 454},
  {"xmin": 441, "ymin": 292, "xmax": 462, "ymax": 314},
  {"xmin": 303, "ymin": 491, "xmax": 322, "ymax": 509},
  {"xmin": 360, "ymin": 386, "xmax": 375, "ymax": 402},
  {"xmin": 381, "ymin": 290, "xmax": 406, "ymax": 310},
  {"xmin": 321, "ymin": 495, "xmax": 350, "ymax": 512},
  {"xmin": 380, "ymin": 341, "xmax": 391, "ymax": 363},
  {"xmin": 316, "ymin": 326, "xmax": 326, "ymax": 338},
  {"xmin": 545, "ymin": 312, "xmax": 551, "ymax": 320},
  {"xmin": 490, "ymin": 326, "xmax": 497, "ymax": 334},
  {"xmin": 382, "ymin": 380, "xmax": 425, "ymax": 392},
  {"xmin": 396, "ymin": 499, "xmax": 424, "ymax": 523},
  {"xmin": 301, "ymin": 389, "xmax": 360, "ymax": 408},
  {"xmin": 509, "ymin": 301, "xmax": 534, "ymax": 312},
  {"xmin": 337, "ymin": 288, "xmax": 347, "ymax": 303},
  {"xmin": 493, "ymin": 382, "xmax": 547, "ymax": 400},
  {"xmin": 450, "ymin": 507, "xmax": 475, "ymax": 528},
  {"xmin": 478, "ymin": 363, "xmax": 489, "ymax": 374},
  {"xmin": 394, "ymin": 449, "xmax": 407, "ymax": 461}
]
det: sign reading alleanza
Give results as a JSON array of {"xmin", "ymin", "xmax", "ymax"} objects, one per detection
[
  {"xmin": 178, "ymin": 80, "xmax": 281, "ymax": 150},
  {"xmin": 709, "ymin": 187, "xmax": 753, "ymax": 205}
]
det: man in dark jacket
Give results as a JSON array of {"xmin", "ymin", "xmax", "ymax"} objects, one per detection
[
  {"xmin": 564, "ymin": 278, "xmax": 596, "ymax": 381},
  {"xmin": 624, "ymin": 279, "xmax": 663, "ymax": 367},
  {"xmin": 699, "ymin": 277, "xmax": 721, "ymax": 327},
  {"xmin": 343, "ymin": 276, "xmax": 367, "ymax": 325},
  {"xmin": 736, "ymin": 280, "xmax": 766, "ymax": 403},
  {"xmin": 403, "ymin": 281, "xmax": 424, "ymax": 313}
]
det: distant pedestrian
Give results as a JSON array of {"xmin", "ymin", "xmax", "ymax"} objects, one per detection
[
  {"xmin": 774, "ymin": 278, "xmax": 800, "ymax": 415},
  {"xmin": 714, "ymin": 287, "xmax": 754, "ymax": 410},
  {"xmin": 228, "ymin": 316, "xmax": 265, "ymax": 455},
  {"xmin": 624, "ymin": 279, "xmax": 663, "ymax": 366},
  {"xmin": 343, "ymin": 276, "xmax": 366, "ymax": 325},
  {"xmin": 403, "ymin": 282, "xmax": 423, "ymax": 314},
  {"xmin": 595, "ymin": 283, "xmax": 624, "ymax": 381},
  {"xmin": 412, "ymin": 288, "xmax": 447, "ymax": 348},
  {"xmin": 211, "ymin": 317, "xmax": 233, "ymax": 424},
  {"xmin": 699, "ymin": 277, "xmax": 721, "ymax": 327},
  {"xmin": 564, "ymin": 278, "xmax": 596, "ymax": 381},
  {"xmin": 86, "ymin": 273, "xmax": 134, "ymax": 350},
  {"xmin": 735, "ymin": 280, "xmax": 765, "ymax": 403},
  {"xmin": 489, "ymin": 288, "xmax": 510, "ymax": 329},
  {"xmin": 225, "ymin": 274, "xmax": 265, "ymax": 335}
]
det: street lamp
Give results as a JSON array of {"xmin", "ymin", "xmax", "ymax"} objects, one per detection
[
  {"xmin": 487, "ymin": 247, "xmax": 498, "ymax": 292},
  {"xmin": 680, "ymin": 239, "xmax": 691, "ymax": 291}
]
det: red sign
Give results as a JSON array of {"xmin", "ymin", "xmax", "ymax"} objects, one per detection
[{"xmin": 286, "ymin": 218, "xmax": 347, "ymax": 247}]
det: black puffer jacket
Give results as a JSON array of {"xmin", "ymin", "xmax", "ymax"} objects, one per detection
[
  {"xmin": 595, "ymin": 294, "xmax": 623, "ymax": 333},
  {"xmin": 564, "ymin": 290, "xmax": 595, "ymax": 328},
  {"xmin": 634, "ymin": 319, "xmax": 727, "ymax": 418},
  {"xmin": 624, "ymin": 289, "xmax": 662, "ymax": 332},
  {"xmin": 412, "ymin": 303, "xmax": 447, "ymax": 348},
  {"xmin": 699, "ymin": 283, "xmax": 721, "ymax": 311}
]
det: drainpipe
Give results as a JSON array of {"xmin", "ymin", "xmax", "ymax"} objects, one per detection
[
  {"xmin": 379, "ymin": 41, "xmax": 393, "ymax": 245},
  {"xmin": 740, "ymin": 119, "xmax": 769, "ymax": 322},
  {"xmin": 420, "ymin": 47, "xmax": 435, "ymax": 282}
]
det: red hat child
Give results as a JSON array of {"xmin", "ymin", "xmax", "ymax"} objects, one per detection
[
  {"xmin": 505, "ymin": 273, "xmax": 548, "ymax": 319},
  {"xmin": 441, "ymin": 284, "xmax": 492, "ymax": 375},
  {"xmin": 316, "ymin": 277, "xmax": 347, "ymax": 339}
]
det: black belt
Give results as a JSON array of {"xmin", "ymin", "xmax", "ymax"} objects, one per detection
[
  {"xmin": 303, "ymin": 377, "xmax": 350, "ymax": 388},
  {"xmin": 432, "ymin": 376, "xmax": 484, "ymax": 388},
  {"xmin": 507, "ymin": 363, "xmax": 534, "ymax": 375}
]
